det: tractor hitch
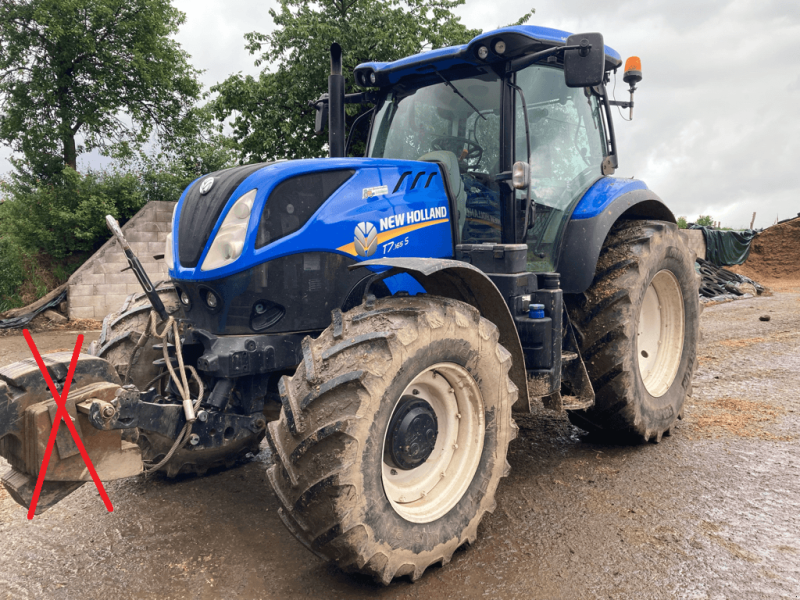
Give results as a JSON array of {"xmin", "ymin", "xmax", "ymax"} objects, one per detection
[
  {"xmin": 0, "ymin": 350, "xmax": 266, "ymax": 514},
  {"xmin": 89, "ymin": 385, "xmax": 266, "ymax": 450}
]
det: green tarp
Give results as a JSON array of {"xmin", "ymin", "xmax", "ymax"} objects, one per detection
[{"xmin": 691, "ymin": 226, "xmax": 758, "ymax": 266}]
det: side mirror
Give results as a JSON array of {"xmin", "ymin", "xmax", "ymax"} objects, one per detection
[
  {"xmin": 313, "ymin": 94, "xmax": 329, "ymax": 135},
  {"xmin": 563, "ymin": 33, "xmax": 605, "ymax": 88}
]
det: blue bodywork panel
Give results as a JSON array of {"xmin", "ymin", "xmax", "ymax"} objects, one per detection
[
  {"xmin": 571, "ymin": 177, "xmax": 649, "ymax": 220},
  {"xmin": 468, "ymin": 26, "xmax": 621, "ymax": 62},
  {"xmin": 169, "ymin": 161, "xmax": 652, "ymax": 285},
  {"xmin": 355, "ymin": 25, "xmax": 622, "ymax": 86},
  {"xmin": 169, "ymin": 159, "xmax": 453, "ymax": 283}
]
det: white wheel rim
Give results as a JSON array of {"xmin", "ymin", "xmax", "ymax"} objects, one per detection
[
  {"xmin": 381, "ymin": 363, "xmax": 485, "ymax": 524},
  {"xmin": 637, "ymin": 269, "xmax": 685, "ymax": 397}
]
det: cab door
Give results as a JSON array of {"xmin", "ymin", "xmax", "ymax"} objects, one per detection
[{"xmin": 513, "ymin": 65, "xmax": 607, "ymax": 272}]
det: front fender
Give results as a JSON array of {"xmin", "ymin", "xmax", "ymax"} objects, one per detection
[
  {"xmin": 350, "ymin": 257, "xmax": 529, "ymax": 412},
  {"xmin": 558, "ymin": 189, "xmax": 676, "ymax": 294}
]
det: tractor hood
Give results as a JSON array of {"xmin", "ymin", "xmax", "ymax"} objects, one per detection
[{"xmin": 168, "ymin": 158, "xmax": 454, "ymax": 282}]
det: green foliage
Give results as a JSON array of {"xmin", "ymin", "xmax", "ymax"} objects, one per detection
[
  {"xmin": 508, "ymin": 8, "xmax": 535, "ymax": 26},
  {"xmin": 677, "ymin": 216, "xmax": 688, "ymax": 229},
  {"xmin": 210, "ymin": 0, "xmax": 487, "ymax": 162},
  {"xmin": 51, "ymin": 260, "xmax": 81, "ymax": 282},
  {"xmin": 127, "ymin": 113, "xmax": 239, "ymax": 203},
  {"xmin": 0, "ymin": 0, "xmax": 201, "ymax": 178},
  {"xmin": 0, "ymin": 167, "xmax": 146, "ymax": 258},
  {"xmin": 0, "ymin": 234, "xmax": 26, "ymax": 310},
  {"xmin": 0, "ymin": 235, "xmax": 88, "ymax": 310},
  {"xmin": 696, "ymin": 215, "xmax": 714, "ymax": 227}
]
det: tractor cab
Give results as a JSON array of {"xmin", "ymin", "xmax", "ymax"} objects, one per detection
[
  {"xmin": 364, "ymin": 59, "xmax": 608, "ymax": 271},
  {"xmin": 335, "ymin": 26, "xmax": 631, "ymax": 273}
]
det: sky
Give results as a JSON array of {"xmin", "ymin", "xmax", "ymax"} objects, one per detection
[{"xmin": 2, "ymin": 0, "xmax": 798, "ymax": 229}]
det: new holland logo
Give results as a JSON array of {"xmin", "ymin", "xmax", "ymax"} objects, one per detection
[
  {"xmin": 354, "ymin": 222, "xmax": 378, "ymax": 257},
  {"xmin": 199, "ymin": 177, "xmax": 215, "ymax": 195}
]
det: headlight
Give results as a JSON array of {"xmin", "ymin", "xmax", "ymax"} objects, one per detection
[
  {"xmin": 201, "ymin": 189, "xmax": 257, "ymax": 271},
  {"xmin": 165, "ymin": 204, "xmax": 178, "ymax": 270}
]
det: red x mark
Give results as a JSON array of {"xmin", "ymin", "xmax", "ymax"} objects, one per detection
[{"xmin": 23, "ymin": 330, "xmax": 113, "ymax": 519}]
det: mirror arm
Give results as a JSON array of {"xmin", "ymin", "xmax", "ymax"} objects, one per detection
[
  {"xmin": 344, "ymin": 91, "xmax": 380, "ymax": 104},
  {"xmin": 311, "ymin": 91, "xmax": 379, "ymax": 108},
  {"xmin": 509, "ymin": 44, "xmax": 587, "ymax": 72}
]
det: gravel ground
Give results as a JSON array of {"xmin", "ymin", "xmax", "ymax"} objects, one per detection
[{"xmin": 1, "ymin": 292, "xmax": 798, "ymax": 599}]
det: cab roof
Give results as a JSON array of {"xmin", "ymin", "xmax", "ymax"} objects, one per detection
[{"xmin": 354, "ymin": 25, "xmax": 622, "ymax": 88}]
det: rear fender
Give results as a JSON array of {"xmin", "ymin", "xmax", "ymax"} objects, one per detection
[
  {"xmin": 558, "ymin": 190, "xmax": 676, "ymax": 294},
  {"xmin": 350, "ymin": 257, "xmax": 529, "ymax": 412}
]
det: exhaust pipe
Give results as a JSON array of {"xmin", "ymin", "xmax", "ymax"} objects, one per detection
[{"xmin": 328, "ymin": 43, "xmax": 345, "ymax": 158}]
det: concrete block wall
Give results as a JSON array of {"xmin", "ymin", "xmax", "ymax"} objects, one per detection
[{"xmin": 67, "ymin": 201, "xmax": 176, "ymax": 319}]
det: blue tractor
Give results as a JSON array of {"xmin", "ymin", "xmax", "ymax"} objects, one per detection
[{"xmin": 0, "ymin": 26, "xmax": 698, "ymax": 583}]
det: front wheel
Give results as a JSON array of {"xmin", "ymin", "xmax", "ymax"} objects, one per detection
[
  {"xmin": 266, "ymin": 295, "xmax": 518, "ymax": 583},
  {"xmin": 565, "ymin": 220, "xmax": 699, "ymax": 442}
]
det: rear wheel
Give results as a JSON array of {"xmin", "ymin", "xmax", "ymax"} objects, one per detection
[
  {"xmin": 565, "ymin": 220, "xmax": 699, "ymax": 442},
  {"xmin": 266, "ymin": 295, "xmax": 518, "ymax": 583}
]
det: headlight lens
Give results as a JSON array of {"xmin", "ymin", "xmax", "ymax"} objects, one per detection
[
  {"xmin": 201, "ymin": 189, "xmax": 257, "ymax": 271},
  {"xmin": 164, "ymin": 204, "xmax": 178, "ymax": 270}
]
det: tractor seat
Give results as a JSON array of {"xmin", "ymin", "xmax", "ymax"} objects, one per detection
[{"xmin": 418, "ymin": 151, "xmax": 466, "ymax": 234}]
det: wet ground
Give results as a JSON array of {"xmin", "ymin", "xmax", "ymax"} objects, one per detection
[{"xmin": 1, "ymin": 293, "xmax": 798, "ymax": 599}]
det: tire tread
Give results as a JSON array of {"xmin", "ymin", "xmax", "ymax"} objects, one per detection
[{"xmin": 267, "ymin": 295, "xmax": 517, "ymax": 584}]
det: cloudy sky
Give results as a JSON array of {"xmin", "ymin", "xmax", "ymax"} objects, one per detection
[{"xmin": 3, "ymin": 0, "xmax": 798, "ymax": 229}]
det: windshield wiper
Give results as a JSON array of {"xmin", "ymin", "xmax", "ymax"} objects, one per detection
[{"xmin": 434, "ymin": 70, "xmax": 486, "ymax": 120}]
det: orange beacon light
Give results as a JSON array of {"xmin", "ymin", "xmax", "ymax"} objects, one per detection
[
  {"xmin": 620, "ymin": 56, "xmax": 642, "ymax": 119},
  {"xmin": 623, "ymin": 56, "xmax": 642, "ymax": 86}
]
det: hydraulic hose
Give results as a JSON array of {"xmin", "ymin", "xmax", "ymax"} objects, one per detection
[{"xmin": 138, "ymin": 310, "xmax": 205, "ymax": 475}]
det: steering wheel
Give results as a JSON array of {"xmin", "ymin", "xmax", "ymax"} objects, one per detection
[{"xmin": 430, "ymin": 136, "xmax": 483, "ymax": 166}]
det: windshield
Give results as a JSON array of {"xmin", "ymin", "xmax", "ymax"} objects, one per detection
[{"xmin": 369, "ymin": 71, "xmax": 503, "ymax": 244}]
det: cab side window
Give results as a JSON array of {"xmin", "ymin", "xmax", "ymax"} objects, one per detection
[{"xmin": 515, "ymin": 65, "xmax": 606, "ymax": 270}]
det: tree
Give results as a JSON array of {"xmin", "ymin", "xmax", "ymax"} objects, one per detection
[
  {"xmin": 0, "ymin": 0, "xmax": 202, "ymax": 177},
  {"xmin": 0, "ymin": 166, "xmax": 146, "ymax": 258},
  {"xmin": 122, "ymin": 105, "xmax": 239, "ymax": 204},
  {"xmin": 210, "ymin": 0, "xmax": 486, "ymax": 162},
  {"xmin": 677, "ymin": 216, "xmax": 687, "ymax": 229},
  {"xmin": 696, "ymin": 215, "xmax": 714, "ymax": 227}
]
